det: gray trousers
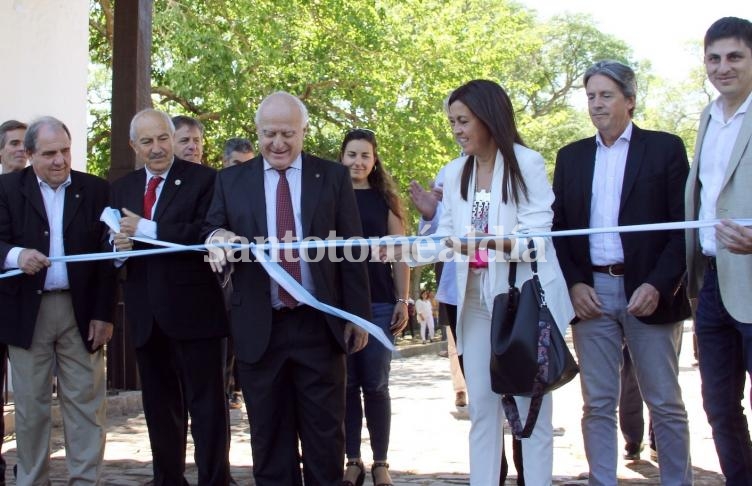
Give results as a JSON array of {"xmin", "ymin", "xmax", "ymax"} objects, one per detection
[{"xmin": 572, "ymin": 273, "xmax": 691, "ymax": 486}]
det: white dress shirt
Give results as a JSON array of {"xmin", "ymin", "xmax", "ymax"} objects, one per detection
[
  {"xmin": 4, "ymin": 175, "xmax": 72, "ymax": 290},
  {"xmin": 589, "ymin": 123, "xmax": 632, "ymax": 265},
  {"xmin": 698, "ymin": 92, "xmax": 752, "ymax": 256},
  {"xmin": 419, "ymin": 164, "xmax": 457, "ymax": 306},
  {"xmin": 263, "ymin": 155, "xmax": 315, "ymax": 309},
  {"xmin": 134, "ymin": 164, "xmax": 173, "ymax": 238}
]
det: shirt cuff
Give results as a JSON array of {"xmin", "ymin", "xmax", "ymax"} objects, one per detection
[
  {"xmin": 136, "ymin": 219, "xmax": 157, "ymax": 239},
  {"xmin": 4, "ymin": 247, "xmax": 24, "ymax": 270}
]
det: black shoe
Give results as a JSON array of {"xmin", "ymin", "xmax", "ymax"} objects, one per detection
[{"xmin": 623, "ymin": 442, "xmax": 643, "ymax": 460}]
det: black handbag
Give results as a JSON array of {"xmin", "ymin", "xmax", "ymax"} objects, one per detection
[{"xmin": 490, "ymin": 240, "xmax": 579, "ymax": 438}]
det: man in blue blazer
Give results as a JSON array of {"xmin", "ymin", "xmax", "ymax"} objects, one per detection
[{"xmin": 552, "ymin": 61, "xmax": 692, "ymax": 485}]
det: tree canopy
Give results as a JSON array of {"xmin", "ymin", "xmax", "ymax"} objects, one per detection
[{"xmin": 88, "ymin": 0, "xmax": 709, "ymax": 292}]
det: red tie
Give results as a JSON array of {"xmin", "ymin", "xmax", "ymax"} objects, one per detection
[
  {"xmin": 143, "ymin": 176, "xmax": 163, "ymax": 220},
  {"xmin": 276, "ymin": 169, "xmax": 302, "ymax": 308}
]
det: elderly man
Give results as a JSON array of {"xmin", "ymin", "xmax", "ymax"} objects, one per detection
[
  {"xmin": 552, "ymin": 61, "xmax": 692, "ymax": 485},
  {"xmin": 685, "ymin": 16, "xmax": 752, "ymax": 484},
  {"xmin": 111, "ymin": 109, "xmax": 230, "ymax": 485},
  {"xmin": 221, "ymin": 137, "xmax": 254, "ymax": 168},
  {"xmin": 204, "ymin": 91, "xmax": 370, "ymax": 486},
  {"xmin": 172, "ymin": 115, "xmax": 205, "ymax": 164},
  {"xmin": 0, "ymin": 116, "xmax": 116, "ymax": 485}
]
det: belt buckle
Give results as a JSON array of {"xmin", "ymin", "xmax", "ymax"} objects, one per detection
[{"xmin": 608, "ymin": 265, "xmax": 621, "ymax": 277}]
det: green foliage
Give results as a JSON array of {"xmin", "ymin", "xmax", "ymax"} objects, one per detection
[{"xmin": 88, "ymin": 0, "xmax": 707, "ymax": 200}]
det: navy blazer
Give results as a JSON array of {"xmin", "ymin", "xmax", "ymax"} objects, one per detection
[
  {"xmin": 552, "ymin": 124, "xmax": 691, "ymax": 325},
  {"xmin": 110, "ymin": 158, "xmax": 228, "ymax": 347},
  {"xmin": 202, "ymin": 153, "xmax": 372, "ymax": 364},
  {"xmin": 0, "ymin": 167, "xmax": 117, "ymax": 350}
]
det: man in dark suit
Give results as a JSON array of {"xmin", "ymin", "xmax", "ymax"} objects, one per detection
[
  {"xmin": 111, "ymin": 109, "xmax": 230, "ymax": 485},
  {"xmin": 0, "ymin": 118, "xmax": 28, "ymax": 485},
  {"xmin": 204, "ymin": 91, "xmax": 370, "ymax": 486},
  {"xmin": 0, "ymin": 116, "xmax": 116, "ymax": 485},
  {"xmin": 552, "ymin": 61, "xmax": 692, "ymax": 485}
]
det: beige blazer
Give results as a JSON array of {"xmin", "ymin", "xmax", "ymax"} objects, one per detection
[
  {"xmin": 435, "ymin": 147, "xmax": 574, "ymax": 354},
  {"xmin": 685, "ymin": 102, "xmax": 752, "ymax": 323}
]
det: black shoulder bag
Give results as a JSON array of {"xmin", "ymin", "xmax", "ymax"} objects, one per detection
[{"xmin": 489, "ymin": 240, "xmax": 579, "ymax": 438}]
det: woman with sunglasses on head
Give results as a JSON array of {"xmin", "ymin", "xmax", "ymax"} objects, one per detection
[
  {"xmin": 435, "ymin": 80, "xmax": 574, "ymax": 485},
  {"xmin": 338, "ymin": 128, "xmax": 409, "ymax": 486}
]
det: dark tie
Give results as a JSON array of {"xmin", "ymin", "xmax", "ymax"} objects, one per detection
[
  {"xmin": 276, "ymin": 169, "xmax": 302, "ymax": 307},
  {"xmin": 143, "ymin": 176, "xmax": 163, "ymax": 220}
]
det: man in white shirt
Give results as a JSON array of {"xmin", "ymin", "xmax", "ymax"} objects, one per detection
[
  {"xmin": 553, "ymin": 61, "xmax": 692, "ymax": 485},
  {"xmin": 685, "ymin": 16, "xmax": 752, "ymax": 483}
]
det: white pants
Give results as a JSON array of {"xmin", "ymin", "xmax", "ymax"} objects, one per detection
[
  {"xmin": 462, "ymin": 271, "xmax": 553, "ymax": 486},
  {"xmin": 419, "ymin": 315, "xmax": 435, "ymax": 341}
]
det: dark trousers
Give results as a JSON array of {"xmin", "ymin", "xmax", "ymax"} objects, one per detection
[
  {"xmin": 238, "ymin": 306, "xmax": 346, "ymax": 486},
  {"xmin": 136, "ymin": 325, "xmax": 230, "ymax": 486},
  {"xmin": 443, "ymin": 303, "xmax": 524, "ymax": 485},
  {"xmin": 345, "ymin": 302, "xmax": 395, "ymax": 460},
  {"xmin": 695, "ymin": 267, "xmax": 752, "ymax": 484}
]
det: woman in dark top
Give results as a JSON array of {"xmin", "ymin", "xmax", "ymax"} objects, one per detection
[{"xmin": 339, "ymin": 129, "xmax": 409, "ymax": 486}]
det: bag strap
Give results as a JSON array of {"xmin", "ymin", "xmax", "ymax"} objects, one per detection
[{"xmin": 501, "ymin": 316, "xmax": 554, "ymax": 438}]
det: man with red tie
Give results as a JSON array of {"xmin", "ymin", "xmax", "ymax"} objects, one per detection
[
  {"xmin": 111, "ymin": 109, "xmax": 230, "ymax": 485},
  {"xmin": 204, "ymin": 92, "xmax": 371, "ymax": 486}
]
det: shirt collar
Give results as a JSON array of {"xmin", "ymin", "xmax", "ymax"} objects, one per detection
[
  {"xmin": 37, "ymin": 174, "xmax": 72, "ymax": 191},
  {"xmin": 595, "ymin": 121, "xmax": 633, "ymax": 148},
  {"xmin": 263, "ymin": 153, "xmax": 303, "ymax": 172},
  {"xmin": 710, "ymin": 90, "xmax": 752, "ymax": 121},
  {"xmin": 145, "ymin": 160, "xmax": 172, "ymax": 182}
]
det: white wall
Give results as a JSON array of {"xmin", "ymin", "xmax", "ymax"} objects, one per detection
[{"xmin": 0, "ymin": 0, "xmax": 90, "ymax": 171}]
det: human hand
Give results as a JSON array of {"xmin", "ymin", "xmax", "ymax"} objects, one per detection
[
  {"xmin": 119, "ymin": 208, "xmax": 142, "ymax": 236},
  {"xmin": 18, "ymin": 249, "xmax": 50, "ymax": 275},
  {"xmin": 408, "ymin": 180, "xmax": 443, "ymax": 220},
  {"xmin": 444, "ymin": 230, "xmax": 491, "ymax": 255},
  {"xmin": 390, "ymin": 301, "xmax": 409, "ymax": 335},
  {"xmin": 569, "ymin": 283, "xmax": 602, "ymax": 320},
  {"xmin": 112, "ymin": 231, "xmax": 133, "ymax": 252},
  {"xmin": 88, "ymin": 319, "xmax": 114, "ymax": 350},
  {"xmin": 626, "ymin": 283, "xmax": 659, "ymax": 317},
  {"xmin": 716, "ymin": 219, "xmax": 752, "ymax": 255},
  {"xmin": 344, "ymin": 322, "xmax": 368, "ymax": 353},
  {"xmin": 206, "ymin": 229, "xmax": 239, "ymax": 273}
]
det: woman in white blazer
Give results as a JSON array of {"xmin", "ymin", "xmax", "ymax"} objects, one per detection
[{"xmin": 435, "ymin": 80, "xmax": 574, "ymax": 485}]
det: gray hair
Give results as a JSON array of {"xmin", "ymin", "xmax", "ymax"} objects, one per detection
[
  {"xmin": 254, "ymin": 91, "xmax": 309, "ymax": 129},
  {"xmin": 130, "ymin": 109, "xmax": 175, "ymax": 142},
  {"xmin": 584, "ymin": 60, "xmax": 637, "ymax": 115},
  {"xmin": 24, "ymin": 116, "xmax": 71, "ymax": 154},
  {"xmin": 222, "ymin": 137, "xmax": 254, "ymax": 161},
  {"xmin": 172, "ymin": 115, "xmax": 205, "ymax": 136}
]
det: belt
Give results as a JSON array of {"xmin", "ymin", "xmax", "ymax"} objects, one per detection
[
  {"xmin": 706, "ymin": 256, "xmax": 717, "ymax": 271},
  {"xmin": 42, "ymin": 288, "xmax": 70, "ymax": 294},
  {"xmin": 592, "ymin": 264, "xmax": 625, "ymax": 277},
  {"xmin": 272, "ymin": 304, "xmax": 310, "ymax": 318}
]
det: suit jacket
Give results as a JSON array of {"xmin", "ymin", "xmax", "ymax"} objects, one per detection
[
  {"xmin": 552, "ymin": 124, "xmax": 691, "ymax": 325},
  {"xmin": 203, "ymin": 153, "xmax": 372, "ymax": 364},
  {"xmin": 110, "ymin": 158, "xmax": 228, "ymax": 347},
  {"xmin": 435, "ymin": 147, "xmax": 575, "ymax": 355},
  {"xmin": 0, "ymin": 167, "xmax": 117, "ymax": 350},
  {"xmin": 686, "ymin": 102, "xmax": 752, "ymax": 323}
]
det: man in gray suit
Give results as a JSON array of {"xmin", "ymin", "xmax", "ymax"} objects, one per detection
[{"xmin": 685, "ymin": 16, "xmax": 752, "ymax": 484}]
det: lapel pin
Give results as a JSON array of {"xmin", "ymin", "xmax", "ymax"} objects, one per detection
[
  {"xmin": 75, "ymin": 194, "xmax": 80, "ymax": 198},
  {"xmin": 175, "ymin": 179, "xmax": 182, "ymax": 186},
  {"xmin": 315, "ymin": 173, "xmax": 320, "ymax": 178}
]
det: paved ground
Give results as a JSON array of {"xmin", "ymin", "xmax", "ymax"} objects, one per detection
[{"xmin": 1, "ymin": 323, "xmax": 734, "ymax": 484}]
